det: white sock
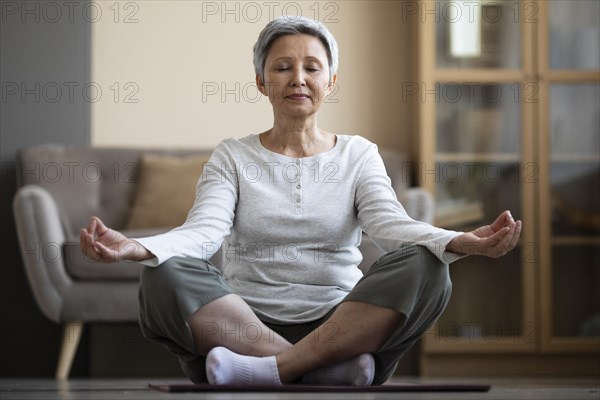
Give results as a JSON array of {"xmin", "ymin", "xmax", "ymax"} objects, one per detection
[
  {"xmin": 205, "ymin": 346, "xmax": 282, "ymax": 386},
  {"xmin": 301, "ymin": 353, "xmax": 375, "ymax": 386}
]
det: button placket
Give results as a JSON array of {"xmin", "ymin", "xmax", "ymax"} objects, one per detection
[{"xmin": 293, "ymin": 158, "xmax": 303, "ymax": 214}]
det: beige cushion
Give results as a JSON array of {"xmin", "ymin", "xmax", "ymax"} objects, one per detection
[{"xmin": 126, "ymin": 154, "xmax": 209, "ymax": 229}]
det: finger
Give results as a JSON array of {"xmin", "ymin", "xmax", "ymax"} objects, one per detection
[
  {"xmin": 94, "ymin": 242, "xmax": 108, "ymax": 260},
  {"xmin": 488, "ymin": 212, "xmax": 506, "ymax": 232},
  {"xmin": 491, "ymin": 222, "xmax": 519, "ymax": 257},
  {"xmin": 490, "ymin": 211, "xmax": 511, "ymax": 232},
  {"xmin": 80, "ymin": 228, "xmax": 95, "ymax": 252},
  {"xmin": 506, "ymin": 220, "xmax": 522, "ymax": 251},
  {"xmin": 94, "ymin": 241, "xmax": 116, "ymax": 262},
  {"xmin": 80, "ymin": 229, "xmax": 90, "ymax": 250},
  {"xmin": 81, "ymin": 224, "xmax": 100, "ymax": 248},
  {"xmin": 94, "ymin": 217, "xmax": 110, "ymax": 236},
  {"xmin": 87, "ymin": 217, "xmax": 96, "ymax": 237},
  {"xmin": 88, "ymin": 217, "xmax": 98, "ymax": 241},
  {"xmin": 81, "ymin": 238, "xmax": 101, "ymax": 262},
  {"xmin": 494, "ymin": 228, "xmax": 514, "ymax": 257},
  {"xmin": 479, "ymin": 226, "xmax": 510, "ymax": 250}
]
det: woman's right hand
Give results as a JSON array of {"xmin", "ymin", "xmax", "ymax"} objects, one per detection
[{"xmin": 80, "ymin": 216, "xmax": 152, "ymax": 263}]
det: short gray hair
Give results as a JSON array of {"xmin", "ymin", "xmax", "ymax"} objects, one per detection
[{"xmin": 253, "ymin": 16, "xmax": 339, "ymax": 82}]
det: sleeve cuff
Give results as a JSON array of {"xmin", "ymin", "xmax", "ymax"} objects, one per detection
[
  {"xmin": 440, "ymin": 250, "xmax": 468, "ymax": 264},
  {"xmin": 437, "ymin": 231, "xmax": 468, "ymax": 264},
  {"xmin": 131, "ymin": 238, "xmax": 172, "ymax": 267}
]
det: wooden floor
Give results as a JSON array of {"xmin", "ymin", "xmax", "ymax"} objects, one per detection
[{"xmin": 1, "ymin": 377, "xmax": 598, "ymax": 400}]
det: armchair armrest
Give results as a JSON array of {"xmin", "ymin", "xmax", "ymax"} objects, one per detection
[
  {"xmin": 399, "ymin": 187, "xmax": 435, "ymax": 225},
  {"xmin": 13, "ymin": 185, "xmax": 72, "ymax": 323}
]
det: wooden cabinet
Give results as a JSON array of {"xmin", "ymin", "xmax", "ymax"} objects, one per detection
[{"xmin": 415, "ymin": 0, "xmax": 600, "ymax": 375}]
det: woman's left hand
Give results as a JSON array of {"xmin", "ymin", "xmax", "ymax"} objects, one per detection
[{"xmin": 446, "ymin": 210, "xmax": 522, "ymax": 258}]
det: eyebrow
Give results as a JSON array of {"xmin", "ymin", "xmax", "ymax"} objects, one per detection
[{"xmin": 271, "ymin": 56, "xmax": 324, "ymax": 64}]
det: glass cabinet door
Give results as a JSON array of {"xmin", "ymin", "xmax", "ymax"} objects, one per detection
[
  {"xmin": 549, "ymin": 0, "xmax": 600, "ymax": 70},
  {"xmin": 548, "ymin": 84, "xmax": 600, "ymax": 341},
  {"xmin": 540, "ymin": 0, "xmax": 600, "ymax": 351},
  {"xmin": 422, "ymin": 0, "xmax": 536, "ymax": 351},
  {"xmin": 435, "ymin": 0, "xmax": 521, "ymax": 69},
  {"xmin": 433, "ymin": 82, "xmax": 526, "ymax": 345}
]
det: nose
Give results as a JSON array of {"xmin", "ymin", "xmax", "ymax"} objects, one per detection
[{"xmin": 290, "ymin": 68, "xmax": 306, "ymax": 87}]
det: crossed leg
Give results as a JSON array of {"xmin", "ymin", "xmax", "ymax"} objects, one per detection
[
  {"xmin": 275, "ymin": 300, "xmax": 402, "ymax": 383},
  {"xmin": 187, "ymin": 293, "xmax": 293, "ymax": 357},
  {"xmin": 193, "ymin": 296, "xmax": 403, "ymax": 385}
]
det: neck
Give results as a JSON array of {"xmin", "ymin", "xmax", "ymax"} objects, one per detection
[{"xmin": 263, "ymin": 114, "xmax": 332, "ymax": 158}]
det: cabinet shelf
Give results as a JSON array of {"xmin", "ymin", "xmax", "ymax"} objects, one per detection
[
  {"xmin": 544, "ymin": 71, "xmax": 600, "ymax": 82},
  {"xmin": 434, "ymin": 69, "xmax": 525, "ymax": 83},
  {"xmin": 551, "ymin": 236, "xmax": 600, "ymax": 246},
  {"xmin": 424, "ymin": 336, "xmax": 537, "ymax": 353},
  {"xmin": 550, "ymin": 154, "xmax": 600, "ymax": 163},
  {"xmin": 436, "ymin": 153, "xmax": 521, "ymax": 163}
]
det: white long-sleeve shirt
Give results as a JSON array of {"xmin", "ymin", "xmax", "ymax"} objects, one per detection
[{"xmin": 135, "ymin": 134, "xmax": 463, "ymax": 324}]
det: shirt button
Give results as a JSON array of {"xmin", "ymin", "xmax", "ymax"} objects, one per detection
[
  {"xmin": 296, "ymin": 198, "xmax": 301, "ymax": 203},
  {"xmin": 296, "ymin": 160, "xmax": 301, "ymax": 165},
  {"xmin": 296, "ymin": 184, "xmax": 301, "ymax": 189}
]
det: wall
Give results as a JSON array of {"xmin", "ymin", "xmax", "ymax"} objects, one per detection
[
  {"xmin": 91, "ymin": 1, "xmax": 415, "ymax": 154},
  {"xmin": 1, "ymin": 0, "xmax": 91, "ymax": 375}
]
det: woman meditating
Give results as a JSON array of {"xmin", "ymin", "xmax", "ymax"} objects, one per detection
[{"xmin": 80, "ymin": 16, "xmax": 521, "ymax": 386}]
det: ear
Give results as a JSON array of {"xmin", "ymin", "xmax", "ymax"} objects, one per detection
[
  {"xmin": 324, "ymin": 74, "xmax": 338, "ymax": 96},
  {"xmin": 256, "ymin": 75, "xmax": 268, "ymax": 96}
]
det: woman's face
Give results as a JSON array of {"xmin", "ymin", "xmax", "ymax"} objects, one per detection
[{"xmin": 257, "ymin": 34, "xmax": 337, "ymax": 119}]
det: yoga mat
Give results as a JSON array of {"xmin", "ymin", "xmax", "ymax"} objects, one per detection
[{"xmin": 148, "ymin": 383, "xmax": 491, "ymax": 393}]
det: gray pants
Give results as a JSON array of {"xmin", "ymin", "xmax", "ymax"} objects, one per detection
[{"xmin": 138, "ymin": 245, "xmax": 452, "ymax": 385}]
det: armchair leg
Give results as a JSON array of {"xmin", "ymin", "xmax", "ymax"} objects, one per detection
[{"xmin": 56, "ymin": 321, "xmax": 84, "ymax": 380}]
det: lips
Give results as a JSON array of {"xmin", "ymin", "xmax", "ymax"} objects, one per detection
[{"xmin": 286, "ymin": 93, "xmax": 310, "ymax": 100}]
